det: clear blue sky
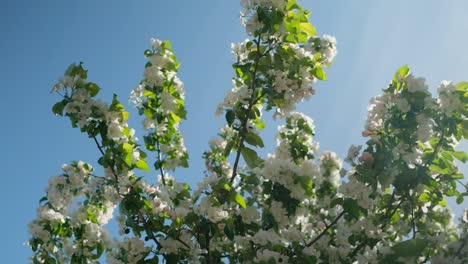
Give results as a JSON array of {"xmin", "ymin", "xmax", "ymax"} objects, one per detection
[{"xmin": 1, "ymin": 0, "xmax": 467, "ymax": 262}]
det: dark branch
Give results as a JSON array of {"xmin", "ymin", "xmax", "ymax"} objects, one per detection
[
  {"xmin": 155, "ymin": 136, "xmax": 167, "ymax": 185},
  {"xmin": 305, "ymin": 211, "xmax": 344, "ymax": 247}
]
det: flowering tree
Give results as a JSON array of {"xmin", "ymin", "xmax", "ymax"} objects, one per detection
[{"xmin": 28, "ymin": 0, "xmax": 468, "ymax": 263}]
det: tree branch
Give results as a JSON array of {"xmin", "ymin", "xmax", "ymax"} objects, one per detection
[
  {"xmin": 155, "ymin": 136, "xmax": 167, "ymax": 185},
  {"xmin": 230, "ymin": 35, "xmax": 264, "ymax": 185},
  {"xmin": 138, "ymin": 212, "xmax": 163, "ymax": 250},
  {"xmin": 92, "ymin": 135, "xmax": 119, "ymax": 182},
  {"xmin": 305, "ymin": 211, "xmax": 344, "ymax": 247}
]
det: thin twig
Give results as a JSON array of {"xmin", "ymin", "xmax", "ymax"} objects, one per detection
[
  {"xmin": 138, "ymin": 212, "xmax": 163, "ymax": 249},
  {"xmin": 230, "ymin": 35, "xmax": 264, "ymax": 185},
  {"xmin": 305, "ymin": 211, "xmax": 345, "ymax": 247},
  {"xmin": 92, "ymin": 135, "xmax": 119, "ymax": 182}
]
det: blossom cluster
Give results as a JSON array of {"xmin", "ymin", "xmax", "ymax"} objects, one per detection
[
  {"xmin": 28, "ymin": 162, "xmax": 114, "ymax": 263},
  {"xmin": 130, "ymin": 38, "xmax": 188, "ymax": 171}
]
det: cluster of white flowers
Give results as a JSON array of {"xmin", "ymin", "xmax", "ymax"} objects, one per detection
[
  {"xmin": 316, "ymin": 35, "xmax": 338, "ymax": 65},
  {"xmin": 270, "ymin": 68, "xmax": 317, "ymax": 116},
  {"xmin": 51, "ymin": 64, "xmax": 87, "ymax": 93},
  {"xmin": 365, "ymin": 93, "xmax": 392, "ymax": 132},
  {"xmin": 438, "ymin": 80, "xmax": 464, "ymax": 116},
  {"xmin": 438, "ymin": 210, "xmax": 468, "ymax": 264},
  {"xmin": 406, "ymin": 74, "xmax": 429, "ymax": 93},
  {"xmin": 219, "ymin": 0, "xmax": 338, "ymax": 119},
  {"xmin": 339, "ymin": 176, "xmax": 375, "ymax": 209},
  {"xmin": 319, "ymin": 151, "xmax": 342, "ymax": 187},
  {"xmin": 216, "ymin": 78, "xmax": 253, "ymax": 117},
  {"xmin": 195, "ymin": 197, "xmax": 229, "ymax": 223},
  {"xmin": 345, "ymin": 144, "xmax": 362, "ymax": 164},
  {"xmin": 130, "ymin": 38, "xmax": 188, "ymax": 171},
  {"xmin": 29, "ymin": 160, "xmax": 120, "ymax": 263},
  {"xmin": 106, "ymin": 237, "xmax": 150, "ymax": 264},
  {"xmin": 416, "ymin": 113, "xmax": 433, "ymax": 142},
  {"xmin": 106, "ymin": 110, "xmax": 137, "ymax": 146},
  {"xmin": 45, "ymin": 162, "xmax": 91, "ymax": 212},
  {"xmin": 240, "ymin": 0, "xmax": 286, "ymax": 36},
  {"xmin": 231, "ymin": 39, "xmax": 252, "ymax": 62},
  {"xmin": 392, "ymin": 141, "xmax": 423, "ymax": 168},
  {"xmin": 255, "ymin": 248, "xmax": 289, "ymax": 263},
  {"xmin": 270, "ymin": 38, "xmax": 337, "ymax": 117},
  {"xmin": 63, "ymin": 88, "xmax": 106, "ymax": 130},
  {"xmin": 256, "ymin": 113, "xmax": 323, "ymax": 200}
]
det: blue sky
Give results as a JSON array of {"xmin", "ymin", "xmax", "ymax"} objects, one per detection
[{"xmin": 1, "ymin": 0, "xmax": 467, "ymax": 262}]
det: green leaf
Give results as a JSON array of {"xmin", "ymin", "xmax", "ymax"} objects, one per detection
[
  {"xmin": 429, "ymin": 158, "xmax": 453, "ymax": 175},
  {"xmin": 418, "ymin": 193, "xmax": 431, "ymax": 203},
  {"xmin": 391, "ymin": 239, "xmax": 428, "ymax": 257},
  {"xmin": 223, "ymin": 183, "xmax": 231, "ymax": 192},
  {"xmin": 253, "ymin": 118, "xmax": 266, "ymax": 130},
  {"xmin": 241, "ymin": 147, "xmax": 260, "ymax": 168},
  {"xmin": 136, "ymin": 159, "xmax": 150, "ymax": 172},
  {"xmin": 395, "ymin": 65, "xmax": 409, "ymax": 81},
  {"xmin": 300, "ymin": 22, "xmax": 317, "ymax": 37},
  {"xmin": 330, "ymin": 198, "xmax": 344, "ymax": 208},
  {"xmin": 85, "ymin": 82, "xmax": 100, "ymax": 97},
  {"xmin": 462, "ymin": 121, "xmax": 468, "ymax": 139},
  {"xmin": 52, "ymin": 100, "xmax": 66, "ymax": 116},
  {"xmin": 284, "ymin": 33, "xmax": 299, "ymax": 43},
  {"xmin": 234, "ymin": 193, "xmax": 246, "ymax": 209},
  {"xmin": 314, "ymin": 67, "xmax": 327, "ymax": 80},
  {"xmin": 439, "ymin": 199, "xmax": 447, "ymax": 207},
  {"xmin": 110, "ymin": 94, "xmax": 125, "ymax": 111},
  {"xmin": 456, "ymin": 195, "xmax": 464, "ymax": 204},
  {"xmin": 39, "ymin": 196, "xmax": 48, "ymax": 204},
  {"xmin": 393, "ymin": 65, "xmax": 410, "ymax": 92},
  {"xmin": 455, "ymin": 81, "xmax": 468, "ymax": 92},
  {"xmin": 285, "ymin": 0, "xmax": 300, "ymax": 11},
  {"xmin": 451, "ymin": 151, "xmax": 468, "ymax": 163},
  {"xmin": 223, "ymin": 141, "xmax": 235, "ymax": 157},
  {"xmin": 343, "ymin": 198, "xmax": 361, "ymax": 219},
  {"xmin": 122, "ymin": 142, "xmax": 132, "ymax": 153},
  {"xmin": 226, "ymin": 109, "xmax": 235, "ymax": 126},
  {"xmin": 124, "ymin": 153, "xmax": 133, "ymax": 167},
  {"xmin": 121, "ymin": 143, "xmax": 133, "ymax": 166},
  {"xmin": 121, "ymin": 111, "xmax": 130, "ymax": 122},
  {"xmin": 245, "ymin": 132, "xmax": 264, "ymax": 147},
  {"xmin": 224, "ymin": 225, "xmax": 235, "ymax": 240}
]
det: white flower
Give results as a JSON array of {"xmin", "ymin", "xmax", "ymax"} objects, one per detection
[
  {"xmin": 142, "ymin": 118, "xmax": 156, "ymax": 130},
  {"xmin": 151, "ymin": 38, "xmax": 162, "ymax": 50},
  {"xmin": 240, "ymin": 206, "xmax": 261, "ymax": 224},
  {"xmin": 107, "ymin": 121, "xmax": 124, "ymax": 141},
  {"xmin": 149, "ymin": 54, "xmax": 171, "ymax": 68},
  {"xmin": 395, "ymin": 97, "xmax": 410, "ymax": 113},
  {"xmin": 245, "ymin": 13, "xmax": 261, "ymax": 36},
  {"xmin": 345, "ymin": 145, "xmax": 362, "ymax": 163},
  {"xmin": 256, "ymin": 249, "xmax": 288, "ymax": 263},
  {"xmin": 207, "ymin": 206, "xmax": 229, "ymax": 223},
  {"xmin": 252, "ymin": 229, "xmax": 283, "ymax": 246},
  {"xmin": 160, "ymin": 91, "xmax": 177, "ymax": 113},
  {"xmin": 38, "ymin": 207, "xmax": 65, "ymax": 223},
  {"xmin": 438, "ymin": 80, "xmax": 464, "ymax": 116},
  {"xmin": 406, "ymin": 75, "xmax": 428, "ymax": 93},
  {"xmin": 129, "ymin": 84, "xmax": 145, "ymax": 106},
  {"xmin": 270, "ymin": 201, "xmax": 289, "ymax": 226},
  {"xmin": 231, "ymin": 39, "xmax": 251, "ymax": 61},
  {"xmin": 144, "ymin": 66, "xmax": 165, "ymax": 87},
  {"xmin": 416, "ymin": 114, "xmax": 433, "ymax": 142},
  {"xmin": 320, "ymin": 34, "xmax": 337, "ymax": 65}
]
